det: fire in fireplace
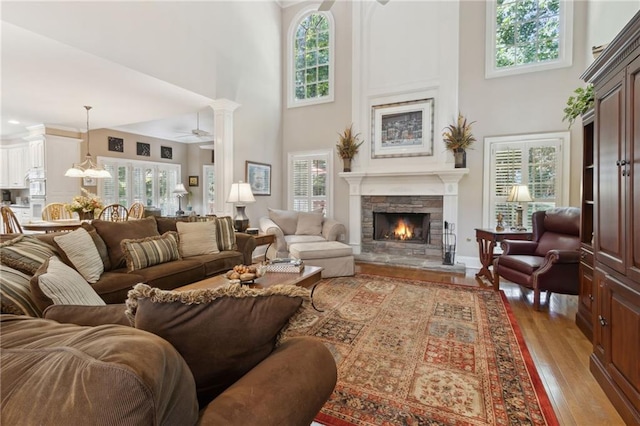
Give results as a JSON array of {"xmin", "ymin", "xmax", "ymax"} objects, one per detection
[{"xmin": 373, "ymin": 212, "xmax": 430, "ymax": 244}]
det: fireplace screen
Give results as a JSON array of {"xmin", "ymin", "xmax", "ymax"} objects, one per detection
[{"xmin": 373, "ymin": 212, "xmax": 430, "ymax": 243}]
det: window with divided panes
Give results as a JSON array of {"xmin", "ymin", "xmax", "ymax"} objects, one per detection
[
  {"xmin": 485, "ymin": 133, "xmax": 568, "ymax": 230},
  {"xmin": 289, "ymin": 151, "xmax": 331, "ymax": 216},
  {"xmin": 98, "ymin": 157, "xmax": 180, "ymax": 216}
]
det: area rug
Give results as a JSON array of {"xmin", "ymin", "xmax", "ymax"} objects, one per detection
[{"xmin": 285, "ymin": 274, "xmax": 558, "ymax": 426}]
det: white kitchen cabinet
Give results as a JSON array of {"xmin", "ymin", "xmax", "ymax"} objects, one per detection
[
  {"xmin": 29, "ymin": 139, "xmax": 45, "ymax": 169},
  {"xmin": 9, "ymin": 206, "xmax": 31, "ymax": 224},
  {"xmin": 0, "ymin": 143, "xmax": 29, "ymax": 188}
]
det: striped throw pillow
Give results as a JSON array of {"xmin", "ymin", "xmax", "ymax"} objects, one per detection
[
  {"xmin": 216, "ymin": 216, "xmax": 237, "ymax": 251},
  {"xmin": 36, "ymin": 257, "xmax": 106, "ymax": 306},
  {"xmin": 0, "ymin": 264, "xmax": 42, "ymax": 317},
  {"xmin": 53, "ymin": 228, "xmax": 104, "ymax": 283},
  {"xmin": 0, "ymin": 235, "xmax": 57, "ymax": 275},
  {"xmin": 121, "ymin": 232, "xmax": 180, "ymax": 272}
]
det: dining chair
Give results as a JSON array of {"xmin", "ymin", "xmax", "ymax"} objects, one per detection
[
  {"xmin": 0, "ymin": 206, "xmax": 23, "ymax": 234},
  {"xmin": 97, "ymin": 204, "xmax": 129, "ymax": 222},
  {"xmin": 128, "ymin": 202, "xmax": 145, "ymax": 220},
  {"xmin": 42, "ymin": 203, "xmax": 73, "ymax": 221}
]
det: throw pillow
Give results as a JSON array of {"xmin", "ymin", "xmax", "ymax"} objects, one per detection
[
  {"xmin": 53, "ymin": 228, "xmax": 104, "ymax": 283},
  {"xmin": 125, "ymin": 283, "xmax": 310, "ymax": 408},
  {"xmin": 215, "ymin": 216, "xmax": 237, "ymax": 251},
  {"xmin": 121, "ymin": 232, "xmax": 181, "ymax": 272},
  {"xmin": 0, "ymin": 264, "xmax": 42, "ymax": 317},
  {"xmin": 0, "ymin": 235, "xmax": 58, "ymax": 275},
  {"xmin": 268, "ymin": 208, "xmax": 298, "ymax": 236},
  {"xmin": 92, "ymin": 216, "xmax": 160, "ymax": 270},
  {"xmin": 295, "ymin": 211, "xmax": 324, "ymax": 236},
  {"xmin": 81, "ymin": 222, "xmax": 112, "ymax": 270},
  {"xmin": 34, "ymin": 257, "xmax": 105, "ymax": 306},
  {"xmin": 176, "ymin": 221, "xmax": 219, "ymax": 257}
]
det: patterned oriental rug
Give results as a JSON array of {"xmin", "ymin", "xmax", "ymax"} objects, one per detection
[{"xmin": 285, "ymin": 274, "xmax": 558, "ymax": 426}]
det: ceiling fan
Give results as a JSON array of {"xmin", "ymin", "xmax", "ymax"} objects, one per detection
[
  {"xmin": 176, "ymin": 112, "xmax": 212, "ymax": 140},
  {"xmin": 319, "ymin": 0, "xmax": 389, "ymax": 11}
]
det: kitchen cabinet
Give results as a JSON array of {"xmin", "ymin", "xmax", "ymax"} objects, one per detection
[
  {"xmin": 9, "ymin": 206, "xmax": 31, "ymax": 224},
  {"xmin": 0, "ymin": 144, "xmax": 29, "ymax": 188},
  {"xmin": 581, "ymin": 10, "xmax": 640, "ymax": 425},
  {"xmin": 29, "ymin": 139, "xmax": 45, "ymax": 169}
]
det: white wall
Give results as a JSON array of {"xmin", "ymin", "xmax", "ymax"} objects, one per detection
[
  {"xmin": 585, "ymin": 0, "xmax": 640, "ymax": 65},
  {"xmin": 3, "ymin": 1, "xmax": 283, "ymax": 227}
]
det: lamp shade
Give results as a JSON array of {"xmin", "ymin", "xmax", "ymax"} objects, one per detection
[
  {"xmin": 64, "ymin": 106, "xmax": 112, "ymax": 178},
  {"xmin": 507, "ymin": 185, "xmax": 533, "ymax": 202},
  {"xmin": 173, "ymin": 183, "xmax": 189, "ymax": 196},
  {"xmin": 227, "ymin": 182, "xmax": 255, "ymax": 204}
]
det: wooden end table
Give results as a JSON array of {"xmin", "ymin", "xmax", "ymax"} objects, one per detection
[{"xmin": 475, "ymin": 228, "xmax": 532, "ymax": 289}]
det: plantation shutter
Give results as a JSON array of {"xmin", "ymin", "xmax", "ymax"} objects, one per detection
[
  {"xmin": 289, "ymin": 151, "xmax": 331, "ymax": 216},
  {"xmin": 292, "ymin": 159, "xmax": 310, "ymax": 212},
  {"xmin": 131, "ymin": 165, "xmax": 145, "ymax": 204},
  {"xmin": 488, "ymin": 137, "xmax": 563, "ymax": 230},
  {"xmin": 100, "ymin": 162, "xmax": 118, "ymax": 205}
]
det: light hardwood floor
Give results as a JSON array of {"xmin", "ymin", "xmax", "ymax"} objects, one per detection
[{"xmin": 355, "ymin": 262, "xmax": 625, "ymax": 426}]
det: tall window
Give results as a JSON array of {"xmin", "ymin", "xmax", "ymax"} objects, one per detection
[
  {"xmin": 484, "ymin": 132, "xmax": 569, "ymax": 229},
  {"xmin": 288, "ymin": 151, "xmax": 332, "ymax": 216},
  {"xmin": 288, "ymin": 9, "xmax": 334, "ymax": 108},
  {"xmin": 98, "ymin": 157, "xmax": 180, "ymax": 216},
  {"xmin": 485, "ymin": 0, "xmax": 572, "ymax": 78}
]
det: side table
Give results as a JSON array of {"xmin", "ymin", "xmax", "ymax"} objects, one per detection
[
  {"xmin": 251, "ymin": 233, "xmax": 275, "ymax": 261},
  {"xmin": 475, "ymin": 228, "xmax": 532, "ymax": 289}
]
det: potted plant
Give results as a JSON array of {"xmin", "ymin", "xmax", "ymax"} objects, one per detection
[
  {"xmin": 442, "ymin": 113, "xmax": 476, "ymax": 168},
  {"xmin": 336, "ymin": 124, "xmax": 364, "ymax": 172},
  {"xmin": 562, "ymin": 84, "xmax": 594, "ymax": 128}
]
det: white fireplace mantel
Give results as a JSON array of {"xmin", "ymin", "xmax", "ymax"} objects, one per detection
[{"xmin": 339, "ymin": 169, "xmax": 469, "ymax": 254}]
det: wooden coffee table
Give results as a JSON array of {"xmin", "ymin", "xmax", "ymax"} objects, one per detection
[{"xmin": 176, "ymin": 265, "xmax": 324, "ymax": 310}]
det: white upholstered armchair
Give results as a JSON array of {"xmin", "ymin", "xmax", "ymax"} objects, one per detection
[{"xmin": 258, "ymin": 209, "xmax": 346, "ymax": 259}]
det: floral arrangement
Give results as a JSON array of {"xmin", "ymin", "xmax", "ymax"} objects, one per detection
[
  {"xmin": 66, "ymin": 188, "xmax": 104, "ymax": 214},
  {"xmin": 336, "ymin": 124, "xmax": 364, "ymax": 160},
  {"xmin": 442, "ymin": 113, "xmax": 476, "ymax": 152}
]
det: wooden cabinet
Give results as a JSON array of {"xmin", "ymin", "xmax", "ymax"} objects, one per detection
[
  {"xmin": 582, "ymin": 11, "xmax": 640, "ymax": 425},
  {"xmin": 577, "ymin": 109, "xmax": 595, "ymax": 339}
]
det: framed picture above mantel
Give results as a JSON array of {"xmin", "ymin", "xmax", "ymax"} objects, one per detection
[{"xmin": 371, "ymin": 98, "xmax": 434, "ymax": 159}]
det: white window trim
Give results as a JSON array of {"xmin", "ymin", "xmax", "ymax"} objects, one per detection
[
  {"xmin": 287, "ymin": 7, "xmax": 335, "ymax": 109},
  {"xmin": 482, "ymin": 131, "xmax": 570, "ymax": 228},
  {"xmin": 287, "ymin": 149, "xmax": 334, "ymax": 217},
  {"xmin": 485, "ymin": 0, "xmax": 573, "ymax": 79},
  {"xmin": 97, "ymin": 156, "xmax": 181, "ymax": 216}
]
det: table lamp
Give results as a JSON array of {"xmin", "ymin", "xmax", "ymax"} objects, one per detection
[
  {"xmin": 507, "ymin": 184, "xmax": 533, "ymax": 231},
  {"xmin": 227, "ymin": 181, "xmax": 255, "ymax": 232},
  {"xmin": 173, "ymin": 183, "xmax": 189, "ymax": 216}
]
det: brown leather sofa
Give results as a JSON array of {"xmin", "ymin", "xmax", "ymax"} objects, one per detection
[{"xmin": 493, "ymin": 207, "xmax": 581, "ymax": 310}]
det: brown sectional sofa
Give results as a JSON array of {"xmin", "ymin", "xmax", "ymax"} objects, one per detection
[
  {"xmin": 0, "ymin": 216, "xmax": 338, "ymax": 425},
  {"xmin": 28, "ymin": 216, "xmax": 257, "ymax": 305}
]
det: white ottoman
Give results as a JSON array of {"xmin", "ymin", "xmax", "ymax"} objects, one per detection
[{"xmin": 289, "ymin": 241, "xmax": 354, "ymax": 278}]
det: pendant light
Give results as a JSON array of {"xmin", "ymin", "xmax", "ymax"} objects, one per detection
[{"xmin": 65, "ymin": 106, "xmax": 112, "ymax": 178}]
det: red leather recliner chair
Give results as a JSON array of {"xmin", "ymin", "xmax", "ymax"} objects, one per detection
[{"xmin": 493, "ymin": 207, "xmax": 581, "ymax": 310}]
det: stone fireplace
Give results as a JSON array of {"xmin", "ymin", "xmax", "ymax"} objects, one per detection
[
  {"xmin": 340, "ymin": 169, "xmax": 468, "ymax": 262},
  {"xmin": 363, "ymin": 195, "xmax": 442, "ymax": 259}
]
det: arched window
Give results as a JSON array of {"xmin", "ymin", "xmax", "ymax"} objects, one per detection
[{"xmin": 288, "ymin": 10, "xmax": 334, "ymax": 108}]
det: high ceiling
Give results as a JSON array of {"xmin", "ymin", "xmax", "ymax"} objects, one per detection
[{"xmin": 1, "ymin": 21, "xmax": 216, "ymax": 143}]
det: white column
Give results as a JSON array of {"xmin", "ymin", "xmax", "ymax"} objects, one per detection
[
  {"xmin": 340, "ymin": 173, "xmax": 364, "ymax": 254},
  {"xmin": 209, "ymin": 99, "xmax": 240, "ymax": 218}
]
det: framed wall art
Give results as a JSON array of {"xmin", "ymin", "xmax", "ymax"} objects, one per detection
[
  {"xmin": 188, "ymin": 176, "xmax": 199, "ymax": 187},
  {"xmin": 108, "ymin": 136, "xmax": 124, "ymax": 153},
  {"xmin": 245, "ymin": 161, "xmax": 271, "ymax": 196},
  {"xmin": 160, "ymin": 146, "xmax": 173, "ymax": 159},
  {"xmin": 136, "ymin": 142, "xmax": 151, "ymax": 157},
  {"xmin": 371, "ymin": 98, "xmax": 434, "ymax": 159},
  {"xmin": 83, "ymin": 177, "xmax": 97, "ymax": 187}
]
